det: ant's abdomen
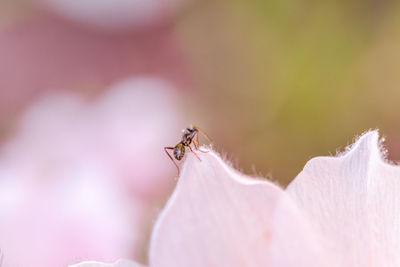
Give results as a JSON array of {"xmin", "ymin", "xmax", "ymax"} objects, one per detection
[{"xmin": 174, "ymin": 144, "xmax": 185, "ymax": 160}]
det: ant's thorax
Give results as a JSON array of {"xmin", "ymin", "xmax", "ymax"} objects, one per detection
[{"xmin": 181, "ymin": 128, "xmax": 197, "ymax": 146}]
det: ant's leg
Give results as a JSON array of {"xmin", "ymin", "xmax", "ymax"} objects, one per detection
[
  {"xmin": 188, "ymin": 145, "xmax": 202, "ymax": 161},
  {"xmin": 194, "ymin": 132, "xmax": 199, "ymax": 149},
  {"xmin": 194, "ymin": 132, "xmax": 209, "ymax": 153},
  {"xmin": 164, "ymin": 147, "xmax": 179, "ymax": 173}
]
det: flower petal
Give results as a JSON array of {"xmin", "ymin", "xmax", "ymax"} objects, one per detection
[
  {"xmin": 0, "ymin": 76, "xmax": 181, "ymax": 266},
  {"xmin": 0, "ymin": 166, "xmax": 138, "ymax": 267},
  {"xmin": 69, "ymin": 259, "xmax": 144, "ymax": 267},
  {"xmin": 287, "ymin": 131, "xmax": 400, "ymax": 266},
  {"xmin": 149, "ymin": 149, "xmax": 329, "ymax": 267}
]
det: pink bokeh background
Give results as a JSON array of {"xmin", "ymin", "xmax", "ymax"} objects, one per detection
[
  {"xmin": 2, "ymin": 0, "xmax": 400, "ymax": 266},
  {"xmin": 0, "ymin": 1, "xmax": 190, "ymax": 266}
]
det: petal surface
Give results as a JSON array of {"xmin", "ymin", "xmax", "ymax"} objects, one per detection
[
  {"xmin": 287, "ymin": 131, "xmax": 400, "ymax": 267},
  {"xmin": 149, "ymin": 149, "xmax": 329, "ymax": 267},
  {"xmin": 70, "ymin": 259, "xmax": 144, "ymax": 267}
]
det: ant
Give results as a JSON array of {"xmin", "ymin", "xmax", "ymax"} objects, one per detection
[{"xmin": 164, "ymin": 125, "xmax": 211, "ymax": 173}]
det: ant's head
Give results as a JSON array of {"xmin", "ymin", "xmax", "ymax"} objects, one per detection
[{"xmin": 187, "ymin": 125, "xmax": 197, "ymax": 133}]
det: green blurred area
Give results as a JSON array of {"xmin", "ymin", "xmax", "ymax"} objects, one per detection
[{"xmin": 175, "ymin": 0, "xmax": 400, "ymax": 184}]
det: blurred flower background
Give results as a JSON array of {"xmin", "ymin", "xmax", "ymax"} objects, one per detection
[{"xmin": 1, "ymin": 0, "xmax": 400, "ymax": 266}]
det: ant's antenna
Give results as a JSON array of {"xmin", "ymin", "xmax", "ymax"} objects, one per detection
[{"xmin": 194, "ymin": 126, "xmax": 213, "ymax": 143}]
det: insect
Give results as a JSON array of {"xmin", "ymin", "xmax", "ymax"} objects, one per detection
[{"xmin": 164, "ymin": 125, "xmax": 211, "ymax": 173}]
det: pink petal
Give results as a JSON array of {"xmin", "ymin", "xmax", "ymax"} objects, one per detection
[
  {"xmin": 149, "ymin": 149, "xmax": 330, "ymax": 267},
  {"xmin": 287, "ymin": 131, "xmax": 400, "ymax": 266},
  {"xmin": 92, "ymin": 77, "xmax": 183, "ymax": 197},
  {"xmin": 3, "ymin": 76, "xmax": 181, "ymax": 197},
  {"xmin": 0, "ymin": 76, "xmax": 181, "ymax": 266},
  {"xmin": 69, "ymin": 259, "xmax": 144, "ymax": 267},
  {"xmin": 0, "ymin": 167, "xmax": 138, "ymax": 267}
]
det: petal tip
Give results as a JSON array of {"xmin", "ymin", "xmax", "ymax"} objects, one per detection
[
  {"xmin": 287, "ymin": 130, "xmax": 400, "ymax": 266},
  {"xmin": 291, "ymin": 130, "xmax": 384, "ymax": 183},
  {"xmin": 344, "ymin": 130, "xmax": 380, "ymax": 156},
  {"xmin": 342, "ymin": 130, "xmax": 393, "ymax": 166}
]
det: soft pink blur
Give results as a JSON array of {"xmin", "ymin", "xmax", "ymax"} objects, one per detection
[
  {"xmin": 39, "ymin": 0, "xmax": 189, "ymax": 31},
  {"xmin": 0, "ymin": 77, "xmax": 182, "ymax": 267},
  {"xmin": 0, "ymin": 8, "xmax": 190, "ymax": 125},
  {"xmin": 0, "ymin": 1, "xmax": 190, "ymax": 266}
]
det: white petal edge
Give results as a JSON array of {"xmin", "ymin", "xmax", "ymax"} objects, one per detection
[
  {"xmin": 149, "ymin": 148, "xmax": 332, "ymax": 267},
  {"xmin": 287, "ymin": 130, "xmax": 400, "ymax": 267}
]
